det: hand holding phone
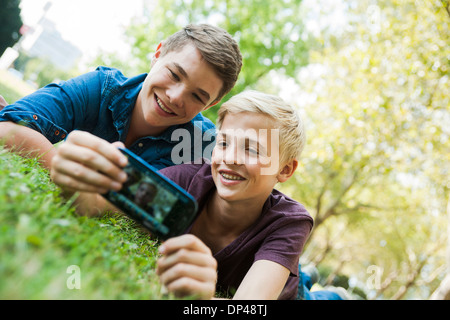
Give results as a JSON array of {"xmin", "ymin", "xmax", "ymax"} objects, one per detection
[
  {"xmin": 51, "ymin": 132, "xmax": 128, "ymax": 195},
  {"xmin": 102, "ymin": 148, "xmax": 198, "ymax": 240}
]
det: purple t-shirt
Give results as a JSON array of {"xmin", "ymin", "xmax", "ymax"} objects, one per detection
[{"xmin": 159, "ymin": 160, "xmax": 313, "ymax": 300}]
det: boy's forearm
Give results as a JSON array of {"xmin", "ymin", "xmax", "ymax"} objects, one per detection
[
  {"xmin": 0, "ymin": 121, "xmax": 55, "ymax": 169},
  {"xmin": 0, "ymin": 121, "xmax": 119, "ymax": 217},
  {"xmin": 66, "ymin": 192, "xmax": 121, "ymax": 217},
  {"xmin": 71, "ymin": 192, "xmax": 121, "ymax": 217}
]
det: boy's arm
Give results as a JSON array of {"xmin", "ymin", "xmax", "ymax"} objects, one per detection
[
  {"xmin": 50, "ymin": 131, "xmax": 128, "ymax": 194},
  {"xmin": 156, "ymin": 235, "xmax": 290, "ymax": 300},
  {"xmin": 71, "ymin": 191, "xmax": 123, "ymax": 217},
  {"xmin": 0, "ymin": 70, "xmax": 104, "ymax": 167},
  {"xmin": 50, "ymin": 131, "xmax": 129, "ymax": 215},
  {"xmin": 232, "ymin": 260, "xmax": 290, "ymax": 299},
  {"xmin": 0, "ymin": 121, "xmax": 56, "ymax": 169}
]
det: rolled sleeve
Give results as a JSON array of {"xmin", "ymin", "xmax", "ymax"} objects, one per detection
[
  {"xmin": 0, "ymin": 70, "xmax": 103, "ymax": 144},
  {"xmin": 0, "ymin": 109, "xmax": 68, "ymax": 143}
]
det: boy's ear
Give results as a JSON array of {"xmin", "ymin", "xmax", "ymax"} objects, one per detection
[
  {"xmin": 151, "ymin": 42, "xmax": 164, "ymax": 66},
  {"xmin": 203, "ymin": 99, "xmax": 220, "ymax": 110},
  {"xmin": 277, "ymin": 159, "xmax": 298, "ymax": 183}
]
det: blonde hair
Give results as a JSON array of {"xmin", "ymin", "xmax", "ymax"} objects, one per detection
[{"xmin": 217, "ymin": 90, "xmax": 306, "ymax": 166}]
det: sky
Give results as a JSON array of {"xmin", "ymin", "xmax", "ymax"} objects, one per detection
[{"xmin": 19, "ymin": 0, "xmax": 145, "ymax": 66}]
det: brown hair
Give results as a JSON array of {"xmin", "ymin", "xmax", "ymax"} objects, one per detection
[{"xmin": 161, "ymin": 24, "xmax": 242, "ymax": 103}]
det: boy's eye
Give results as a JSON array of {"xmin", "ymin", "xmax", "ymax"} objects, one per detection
[
  {"xmin": 168, "ymin": 68, "xmax": 205, "ymax": 105},
  {"xmin": 217, "ymin": 140, "xmax": 227, "ymax": 148},
  {"xmin": 245, "ymin": 146, "xmax": 260, "ymax": 156},
  {"xmin": 193, "ymin": 93, "xmax": 204, "ymax": 104},
  {"xmin": 168, "ymin": 69, "xmax": 180, "ymax": 81},
  {"xmin": 245, "ymin": 141, "xmax": 259, "ymax": 155}
]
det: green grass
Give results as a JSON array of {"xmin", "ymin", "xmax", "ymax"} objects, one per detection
[
  {"xmin": 0, "ymin": 69, "xmax": 35, "ymax": 104},
  {"xmin": 0, "ymin": 146, "xmax": 168, "ymax": 299}
]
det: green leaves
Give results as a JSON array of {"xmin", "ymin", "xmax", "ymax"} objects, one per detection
[
  {"xmin": 280, "ymin": 0, "xmax": 450, "ymax": 299},
  {"xmin": 117, "ymin": 0, "xmax": 310, "ymax": 121}
]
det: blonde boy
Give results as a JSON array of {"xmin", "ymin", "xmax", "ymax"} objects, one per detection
[{"xmin": 156, "ymin": 90, "xmax": 313, "ymax": 300}]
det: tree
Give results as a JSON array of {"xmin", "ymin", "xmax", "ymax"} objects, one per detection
[
  {"xmin": 0, "ymin": 0, "xmax": 23, "ymax": 56},
  {"xmin": 121, "ymin": 0, "xmax": 309, "ymax": 121},
  {"xmin": 277, "ymin": 0, "xmax": 450, "ymax": 299}
]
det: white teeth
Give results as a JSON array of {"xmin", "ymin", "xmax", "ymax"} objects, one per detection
[
  {"xmin": 156, "ymin": 97, "xmax": 174, "ymax": 114},
  {"xmin": 220, "ymin": 172, "xmax": 244, "ymax": 181}
]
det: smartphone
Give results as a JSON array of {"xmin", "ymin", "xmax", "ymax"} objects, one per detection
[{"xmin": 102, "ymin": 148, "xmax": 198, "ymax": 240}]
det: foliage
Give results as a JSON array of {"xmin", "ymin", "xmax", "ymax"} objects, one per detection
[
  {"xmin": 109, "ymin": 0, "xmax": 310, "ymax": 121},
  {"xmin": 278, "ymin": 0, "xmax": 450, "ymax": 299},
  {"xmin": 0, "ymin": 147, "xmax": 167, "ymax": 299},
  {"xmin": 0, "ymin": 0, "xmax": 22, "ymax": 55},
  {"xmin": 13, "ymin": 52, "xmax": 78, "ymax": 89},
  {"xmin": 0, "ymin": 69, "xmax": 34, "ymax": 104}
]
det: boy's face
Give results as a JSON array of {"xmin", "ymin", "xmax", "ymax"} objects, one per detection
[
  {"xmin": 138, "ymin": 43, "xmax": 223, "ymax": 130},
  {"xmin": 211, "ymin": 112, "xmax": 283, "ymax": 204},
  {"xmin": 135, "ymin": 182, "xmax": 156, "ymax": 205}
]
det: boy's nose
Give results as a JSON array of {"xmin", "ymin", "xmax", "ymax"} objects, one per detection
[
  {"xmin": 223, "ymin": 143, "xmax": 245, "ymax": 165},
  {"xmin": 167, "ymin": 84, "xmax": 185, "ymax": 109}
]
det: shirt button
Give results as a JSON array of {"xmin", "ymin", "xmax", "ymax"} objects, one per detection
[{"xmin": 138, "ymin": 143, "xmax": 144, "ymax": 148}]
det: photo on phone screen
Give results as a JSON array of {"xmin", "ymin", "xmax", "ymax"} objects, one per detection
[
  {"xmin": 103, "ymin": 148, "xmax": 198, "ymax": 240},
  {"xmin": 121, "ymin": 164, "xmax": 178, "ymax": 223}
]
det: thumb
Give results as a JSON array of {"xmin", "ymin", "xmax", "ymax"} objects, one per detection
[{"xmin": 112, "ymin": 141, "xmax": 126, "ymax": 149}]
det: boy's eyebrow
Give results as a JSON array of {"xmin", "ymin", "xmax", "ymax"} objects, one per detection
[
  {"xmin": 173, "ymin": 62, "xmax": 211, "ymax": 101},
  {"xmin": 218, "ymin": 132, "xmax": 268, "ymax": 153},
  {"xmin": 174, "ymin": 62, "xmax": 188, "ymax": 78}
]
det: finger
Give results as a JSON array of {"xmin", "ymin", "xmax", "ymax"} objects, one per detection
[
  {"xmin": 156, "ymin": 248, "xmax": 217, "ymax": 275},
  {"xmin": 51, "ymin": 170, "xmax": 109, "ymax": 194},
  {"xmin": 165, "ymin": 276, "xmax": 216, "ymax": 300},
  {"xmin": 51, "ymin": 154, "xmax": 122, "ymax": 192},
  {"xmin": 159, "ymin": 262, "xmax": 217, "ymax": 286},
  {"xmin": 57, "ymin": 143, "xmax": 127, "ymax": 184},
  {"xmin": 112, "ymin": 141, "xmax": 126, "ymax": 149},
  {"xmin": 159, "ymin": 234, "xmax": 212, "ymax": 256},
  {"xmin": 66, "ymin": 131, "xmax": 128, "ymax": 167}
]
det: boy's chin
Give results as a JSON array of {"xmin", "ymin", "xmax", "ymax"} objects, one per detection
[{"xmin": 216, "ymin": 189, "xmax": 241, "ymax": 202}]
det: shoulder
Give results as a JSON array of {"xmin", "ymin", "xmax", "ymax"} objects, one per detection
[
  {"xmin": 93, "ymin": 66, "xmax": 126, "ymax": 80},
  {"xmin": 159, "ymin": 159, "xmax": 212, "ymax": 190},
  {"xmin": 168, "ymin": 114, "xmax": 216, "ymax": 161},
  {"xmin": 159, "ymin": 160, "xmax": 215, "ymax": 202},
  {"xmin": 93, "ymin": 66, "xmax": 147, "ymax": 90},
  {"xmin": 253, "ymin": 190, "xmax": 313, "ymax": 280},
  {"xmin": 267, "ymin": 190, "xmax": 313, "ymax": 226},
  {"xmin": 191, "ymin": 113, "xmax": 216, "ymax": 132}
]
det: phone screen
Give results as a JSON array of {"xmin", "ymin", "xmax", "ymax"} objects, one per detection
[
  {"xmin": 103, "ymin": 148, "xmax": 198, "ymax": 239},
  {"xmin": 121, "ymin": 162, "xmax": 178, "ymax": 223}
]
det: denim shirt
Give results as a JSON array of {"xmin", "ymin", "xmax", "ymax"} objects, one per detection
[{"xmin": 0, "ymin": 66, "xmax": 216, "ymax": 169}]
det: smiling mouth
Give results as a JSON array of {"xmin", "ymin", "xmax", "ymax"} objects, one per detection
[
  {"xmin": 156, "ymin": 95, "xmax": 175, "ymax": 115},
  {"xmin": 220, "ymin": 171, "xmax": 245, "ymax": 181}
]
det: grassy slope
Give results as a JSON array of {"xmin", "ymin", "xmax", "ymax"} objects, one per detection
[{"xmin": 0, "ymin": 147, "xmax": 167, "ymax": 299}]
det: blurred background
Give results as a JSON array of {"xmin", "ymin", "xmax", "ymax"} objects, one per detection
[{"xmin": 0, "ymin": 0, "xmax": 449, "ymax": 299}]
